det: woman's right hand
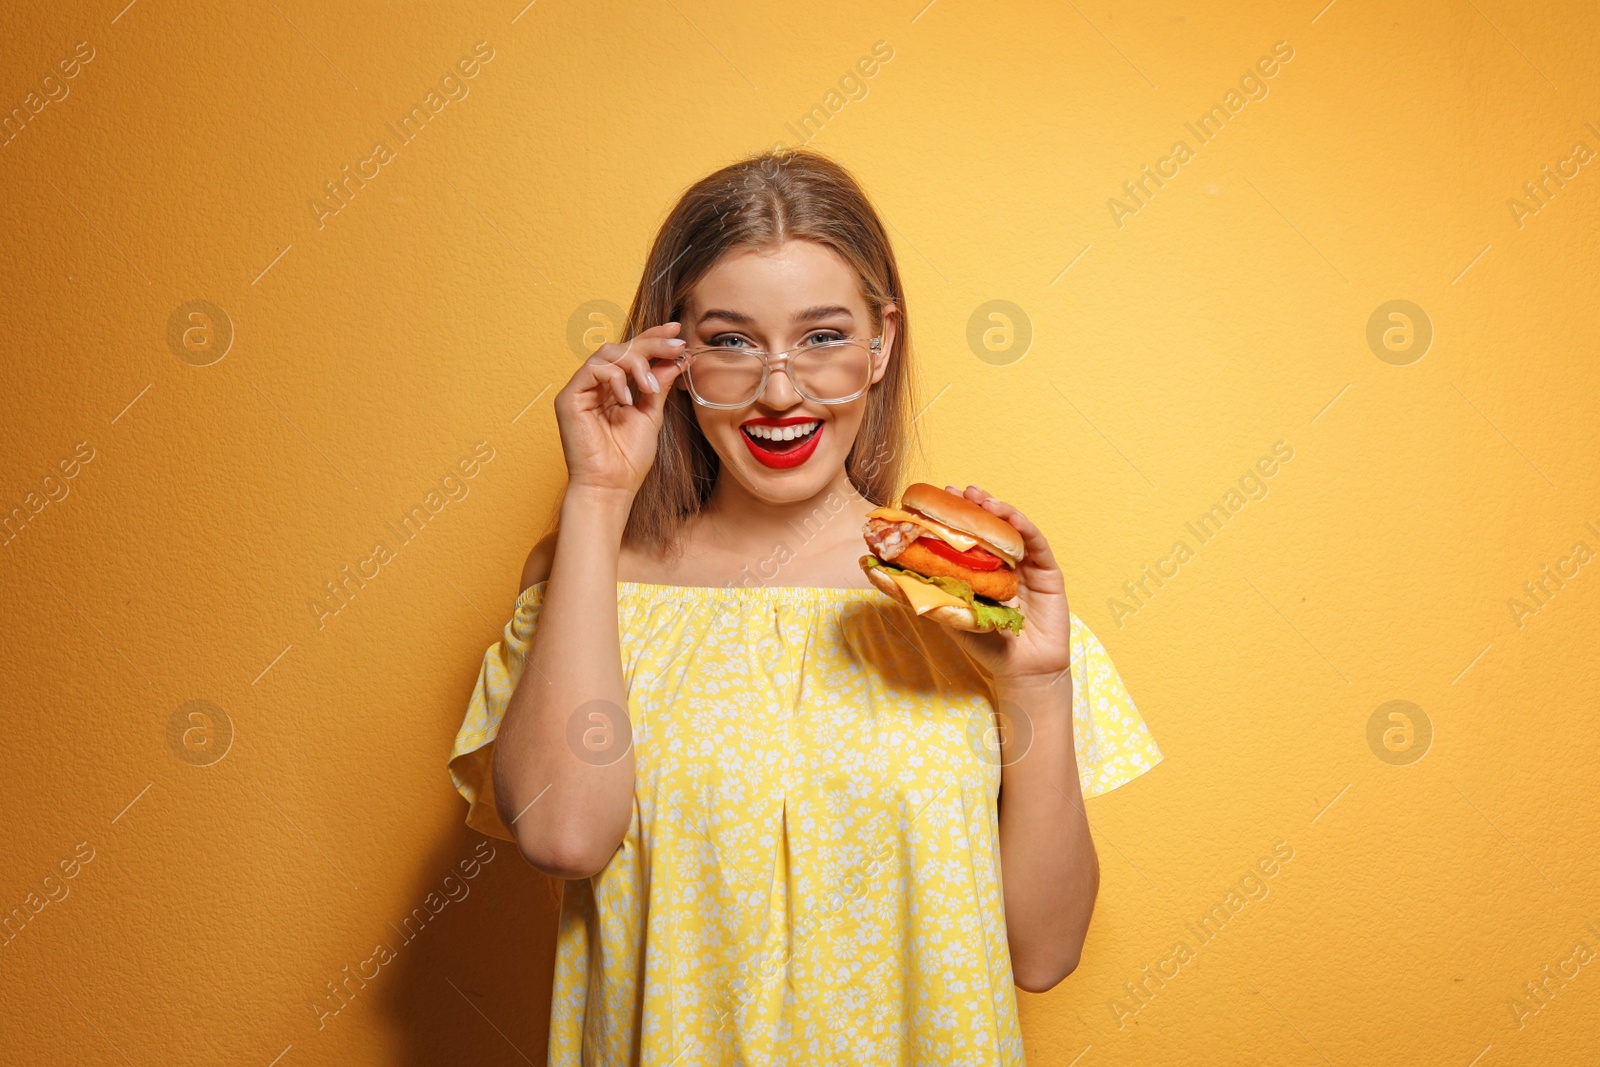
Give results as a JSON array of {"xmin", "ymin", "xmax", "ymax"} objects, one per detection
[{"xmin": 553, "ymin": 321, "xmax": 688, "ymax": 497}]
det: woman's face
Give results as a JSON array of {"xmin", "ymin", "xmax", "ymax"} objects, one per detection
[{"xmin": 677, "ymin": 238, "xmax": 897, "ymax": 506}]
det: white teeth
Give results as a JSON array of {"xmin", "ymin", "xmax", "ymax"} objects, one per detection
[{"xmin": 744, "ymin": 420, "xmax": 819, "ymax": 441}]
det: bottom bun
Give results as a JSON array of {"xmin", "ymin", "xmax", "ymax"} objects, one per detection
[{"xmin": 863, "ymin": 559, "xmax": 1005, "ymax": 634}]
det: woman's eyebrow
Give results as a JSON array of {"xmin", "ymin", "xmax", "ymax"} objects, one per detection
[
  {"xmin": 697, "ymin": 305, "xmax": 854, "ymax": 326},
  {"xmin": 794, "ymin": 304, "xmax": 854, "ymax": 323},
  {"xmin": 697, "ymin": 308, "xmax": 754, "ymax": 325}
]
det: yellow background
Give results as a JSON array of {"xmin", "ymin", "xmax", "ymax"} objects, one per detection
[{"xmin": 3, "ymin": 0, "xmax": 1597, "ymax": 1063}]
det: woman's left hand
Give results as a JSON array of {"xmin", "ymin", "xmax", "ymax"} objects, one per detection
[{"xmin": 940, "ymin": 485, "xmax": 1072, "ymax": 689}]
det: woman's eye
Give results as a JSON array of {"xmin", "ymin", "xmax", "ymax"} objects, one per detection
[
  {"xmin": 805, "ymin": 331, "xmax": 846, "ymax": 345},
  {"xmin": 709, "ymin": 335, "xmax": 753, "ymax": 349}
]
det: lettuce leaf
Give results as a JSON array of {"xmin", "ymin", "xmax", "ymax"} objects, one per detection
[{"xmin": 863, "ymin": 556, "xmax": 1025, "ymax": 635}]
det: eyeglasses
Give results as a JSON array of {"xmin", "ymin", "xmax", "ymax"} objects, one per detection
[{"xmin": 673, "ymin": 335, "xmax": 882, "ymax": 408}]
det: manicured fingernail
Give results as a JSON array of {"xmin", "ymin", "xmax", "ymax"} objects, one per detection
[
  {"xmin": 665, "ymin": 338, "xmax": 686, "ymax": 347},
  {"xmin": 624, "ymin": 387, "xmax": 634, "ymax": 404},
  {"xmin": 646, "ymin": 372, "xmax": 661, "ymax": 392}
]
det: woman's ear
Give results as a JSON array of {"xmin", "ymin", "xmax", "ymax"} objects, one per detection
[{"xmin": 870, "ymin": 302, "xmax": 899, "ymax": 384}]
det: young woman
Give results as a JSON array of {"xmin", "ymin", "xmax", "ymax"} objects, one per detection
[{"xmin": 449, "ymin": 149, "xmax": 1162, "ymax": 1064}]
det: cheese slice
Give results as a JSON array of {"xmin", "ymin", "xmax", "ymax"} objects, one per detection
[
  {"xmin": 867, "ymin": 506, "xmax": 1020, "ymax": 566},
  {"xmin": 887, "ymin": 571, "xmax": 968, "ymax": 615}
]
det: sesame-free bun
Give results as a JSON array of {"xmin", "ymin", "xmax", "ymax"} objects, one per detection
[
  {"xmin": 900, "ymin": 483, "xmax": 1024, "ymax": 566},
  {"xmin": 892, "ymin": 539, "xmax": 1020, "ymax": 601},
  {"xmin": 863, "ymin": 559, "xmax": 1005, "ymax": 634}
]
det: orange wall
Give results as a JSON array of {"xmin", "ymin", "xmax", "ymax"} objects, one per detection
[{"xmin": 3, "ymin": 0, "xmax": 1598, "ymax": 1063}]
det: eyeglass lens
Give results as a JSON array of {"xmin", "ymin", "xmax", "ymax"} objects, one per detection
[{"xmin": 686, "ymin": 340, "xmax": 871, "ymax": 405}]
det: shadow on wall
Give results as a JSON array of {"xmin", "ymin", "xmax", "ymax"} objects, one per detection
[{"xmin": 381, "ymin": 816, "xmax": 561, "ymax": 1065}]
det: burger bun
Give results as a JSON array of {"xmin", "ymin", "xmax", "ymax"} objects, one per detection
[{"xmin": 901, "ymin": 483, "xmax": 1024, "ymax": 566}]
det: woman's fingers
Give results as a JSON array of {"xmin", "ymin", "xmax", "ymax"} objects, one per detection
[
  {"xmin": 550, "ymin": 321, "xmax": 692, "ymax": 498},
  {"xmin": 955, "ymin": 483, "xmax": 1060, "ymax": 574},
  {"xmin": 590, "ymin": 324, "xmax": 686, "ymax": 398},
  {"xmin": 585, "ymin": 360, "xmax": 633, "ymax": 407}
]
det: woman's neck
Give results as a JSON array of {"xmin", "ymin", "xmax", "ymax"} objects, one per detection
[{"xmin": 696, "ymin": 470, "xmax": 874, "ymax": 559}]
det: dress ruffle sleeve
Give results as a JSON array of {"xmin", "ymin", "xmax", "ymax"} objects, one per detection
[
  {"xmin": 1069, "ymin": 611, "xmax": 1164, "ymax": 798},
  {"xmin": 448, "ymin": 583, "xmax": 546, "ymax": 842}
]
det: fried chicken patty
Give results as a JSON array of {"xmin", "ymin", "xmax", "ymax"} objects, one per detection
[{"xmin": 876, "ymin": 536, "xmax": 1019, "ymax": 602}]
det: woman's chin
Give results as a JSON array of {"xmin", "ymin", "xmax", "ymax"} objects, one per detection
[{"xmin": 726, "ymin": 444, "xmax": 842, "ymax": 499}]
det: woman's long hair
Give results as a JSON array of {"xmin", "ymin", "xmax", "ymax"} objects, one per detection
[{"xmin": 596, "ymin": 148, "xmax": 923, "ymax": 554}]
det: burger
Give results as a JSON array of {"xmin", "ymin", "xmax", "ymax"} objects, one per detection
[{"xmin": 859, "ymin": 483, "xmax": 1025, "ymax": 634}]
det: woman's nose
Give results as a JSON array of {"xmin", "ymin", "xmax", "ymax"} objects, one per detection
[{"xmin": 757, "ymin": 360, "xmax": 802, "ymax": 407}]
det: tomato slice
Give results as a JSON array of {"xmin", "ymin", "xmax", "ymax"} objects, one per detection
[{"xmin": 915, "ymin": 535, "xmax": 1004, "ymax": 570}]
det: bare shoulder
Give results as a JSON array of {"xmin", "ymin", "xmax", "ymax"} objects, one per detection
[{"xmin": 520, "ymin": 531, "xmax": 558, "ymax": 593}]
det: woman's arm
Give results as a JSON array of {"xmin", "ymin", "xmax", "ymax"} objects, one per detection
[
  {"xmin": 995, "ymin": 674, "xmax": 1099, "ymax": 993},
  {"xmin": 491, "ymin": 322, "xmax": 685, "ymax": 879},
  {"xmin": 492, "ymin": 487, "xmax": 638, "ymax": 880},
  {"xmin": 933, "ymin": 483, "xmax": 1098, "ymax": 994}
]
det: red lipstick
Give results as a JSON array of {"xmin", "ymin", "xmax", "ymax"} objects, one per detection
[{"xmin": 739, "ymin": 416, "xmax": 825, "ymax": 470}]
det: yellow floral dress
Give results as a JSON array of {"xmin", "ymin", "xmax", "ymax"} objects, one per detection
[{"xmin": 449, "ymin": 581, "xmax": 1162, "ymax": 1065}]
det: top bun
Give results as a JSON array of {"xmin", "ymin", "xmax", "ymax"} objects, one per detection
[{"xmin": 900, "ymin": 483, "xmax": 1024, "ymax": 565}]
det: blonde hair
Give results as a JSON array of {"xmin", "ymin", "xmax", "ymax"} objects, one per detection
[{"xmin": 581, "ymin": 148, "xmax": 923, "ymax": 554}]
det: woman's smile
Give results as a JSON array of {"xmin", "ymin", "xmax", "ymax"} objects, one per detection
[{"xmin": 740, "ymin": 415, "xmax": 825, "ymax": 468}]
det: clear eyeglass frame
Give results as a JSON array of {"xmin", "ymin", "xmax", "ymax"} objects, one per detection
[{"xmin": 672, "ymin": 334, "xmax": 884, "ymax": 409}]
